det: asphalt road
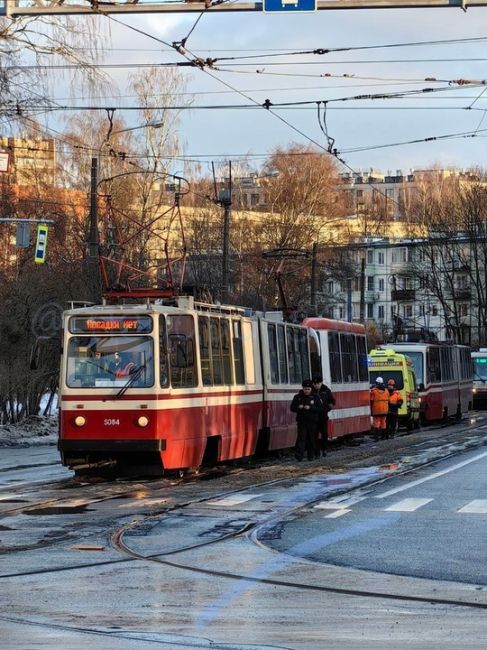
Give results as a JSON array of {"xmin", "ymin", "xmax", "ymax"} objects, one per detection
[
  {"xmin": 2, "ymin": 418, "xmax": 487, "ymax": 649},
  {"xmin": 268, "ymin": 446, "xmax": 487, "ymax": 585}
]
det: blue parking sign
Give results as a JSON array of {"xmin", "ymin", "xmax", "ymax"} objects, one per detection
[
  {"xmin": 264, "ymin": 0, "xmax": 317, "ymax": 12},
  {"xmin": 34, "ymin": 224, "xmax": 49, "ymax": 264}
]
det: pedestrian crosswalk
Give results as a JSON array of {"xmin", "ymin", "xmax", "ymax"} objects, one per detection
[{"xmin": 314, "ymin": 496, "xmax": 487, "ymax": 518}]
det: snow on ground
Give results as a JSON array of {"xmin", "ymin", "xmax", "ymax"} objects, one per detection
[
  {"xmin": 0, "ymin": 393, "xmax": 59, "ymax": 447},
  {"xmin": 0, "ymin": 416, "xmax": 58, "ymax": 447}
]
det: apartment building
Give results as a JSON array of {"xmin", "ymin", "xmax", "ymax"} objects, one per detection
[
  {"xmin": 323, "ymin": 237, "xmax": 477, "ymax": 345},
  {"xmin": 0, "ymin": 135, "xmax": 56, "ymax": 187},
  {"xmin": 338, "ymin": 168, "xmax": 480, "ymax": 221}
]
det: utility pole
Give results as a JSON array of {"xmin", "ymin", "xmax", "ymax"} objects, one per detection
[
  {"xmin": 310, "ymin": 242, "xmax": 319, "ymax": 316},
  {"xmin": 87, "ymin": 157, "xmax": 101, "ymax": 303},
  {"xmin": 220, "ymin": 161, "xmax": 232, "ymax": 304},
  {"xmin": 359, "ymin": 255, "xmax": 366, "ymax": 323}
]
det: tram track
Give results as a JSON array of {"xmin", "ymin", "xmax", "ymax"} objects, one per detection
[
  {"xmin": 1, "ymin": 415, "xmax": 486, "ymax": 571},
  {"xmin": 110, "ymin": 434, "xmax": 487, "ymax": 613}
]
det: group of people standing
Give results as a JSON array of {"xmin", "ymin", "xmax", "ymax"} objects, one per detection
[
  {"xmin": 290, "ymin": 373, "xmax": 404, "ymax": 462},
  {"xmin": 290, "ymin": 375, "xmax": 335, "ymax": 461},
  {"xmin": 370, "ymin": 376, "xmax": 403, "ymax": 440}
]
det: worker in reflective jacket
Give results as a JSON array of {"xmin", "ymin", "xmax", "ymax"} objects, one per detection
[
  {"xmin": 386, "ymin": 379, "xmax": 403, "ymax": 439},
  {"xmin": 370, "ymin": 377, "xmax": 389, "ymax": 440}
]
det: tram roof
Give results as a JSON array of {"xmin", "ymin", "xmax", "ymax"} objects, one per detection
[{"xmin": 302, "ymin": 318, "xmax": 365, "ymax": 334}]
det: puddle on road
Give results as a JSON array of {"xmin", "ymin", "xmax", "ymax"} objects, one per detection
[{"xmin": 24, "ymin": 504, "xmax": 91, "ymax": 515}]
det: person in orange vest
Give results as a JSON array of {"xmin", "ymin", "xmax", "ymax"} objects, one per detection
[
  {"xmin": 370, "ymin": 377, "xmax": 389, "ymax": 440},
  {"xmin": 386, "ymin": 378, "xmax": 403, "ymax": 439}
]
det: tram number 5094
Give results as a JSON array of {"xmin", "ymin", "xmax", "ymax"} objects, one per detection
[{"xmin": 104, "ymin": 418, "xmax": 120, "ymax": 426}]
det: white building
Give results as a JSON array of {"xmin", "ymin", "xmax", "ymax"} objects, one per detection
[{"xmin": 323, "ymin": 237, "xmax": 476, "ymax": 345}]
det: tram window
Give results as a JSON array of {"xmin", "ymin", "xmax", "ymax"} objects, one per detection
[
  {"xmin": 328, "ymin": 331, "xmax": 342, "ymax": 383},
  {"xmin": 210, "ymin": 317, "xmax": 223, "ymax": 385},
  {"xmin": 242, "ymin": 321, "xmax": 255, "ymax": 384},
  {"xmin": 299, "ymin": 329, "xmax": 310, "ymax": 381},
  {"xmin": 277, "ymin": 325, "xmax": 288, "ymax": 384},
  {"xmin": 441, "ymin": 347, "xmax": 454, "ymax": 381},
  {"xmin": 287, "ymin": 327, "xmax": 297, "ymax": 383},
  {"xmin": 66, "ymin": 336, "xmax": 154, "ymax": 389},
  {"xmin": 232, "ymin": 320, "xmax": 245, "ymax": 385},
  {"xmin": 340, "ymin": 333, "xmax": 358, "ymax": 383},
  {"xmin": 427, "ymin": 347, "xmax": 441, "ymax": 383},
  {"xmin": 199, "ymin": 316, "xmax": 212, "ymax": 386},
  {"xmin": 356, "ymin": 336, "xmax": 369, "ymax": 381},
  {"xmin": 168, "ymin": 315, "xmax": 196, "ymax": 388},
  {"xmin": 159, "ymin": 316, "xmax": 169, "ymax": 387},
  {"xmin": 221, "ymin": 318, "xmax": 233, "ymax": 385},
  {"xmin": 309, "ymin": 332, "xmax": 321, "ymax": 379},
  {"xmin": 268, "ymin": 324, "xmax": 279, "ymax": 384}
]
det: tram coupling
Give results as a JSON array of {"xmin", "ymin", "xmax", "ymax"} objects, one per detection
[{"xmin": 70, "ymin": 459, "xmax": 118, "ymax": 472}]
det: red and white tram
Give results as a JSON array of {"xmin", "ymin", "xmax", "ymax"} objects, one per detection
[
  {"xmin": 382, "ymin": 342, "xmax": 473, "ymax": 423},
  {"xmin": 58, "ymin": 297, "xmax": 371, "ymax": 474}
]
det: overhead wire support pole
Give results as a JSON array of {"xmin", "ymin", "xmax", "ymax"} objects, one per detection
[
  {"xmin": 6, "ymin": 0, "xmax": 487, "ymax": 15},
  {"xmin": 87, "ymin": 157, "xmax": 101, "ymax": 304},
  {"xmin": 221, "ymin": 160, "xmax": 232, "ymax": 305},
  {"xmin": 310, "ymin": 242, "xmax": 319, "ymax": 317}
]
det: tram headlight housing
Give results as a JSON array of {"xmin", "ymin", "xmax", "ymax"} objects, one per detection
[
  {"xmin": 74, "ymin": 415, "xmax": 86, "ymax": 427},
  {"xmin": 137, "ymin": 416, "xmax": 149, "ymax": 428}
]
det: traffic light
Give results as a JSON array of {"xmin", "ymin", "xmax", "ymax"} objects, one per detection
[
  {"xmin": 34, "ymin": 224, "xmax": 49, "ymax": 263},
  {"xmin": 15, "ymin": 221, "xmax": 30, "ymax": 248}
]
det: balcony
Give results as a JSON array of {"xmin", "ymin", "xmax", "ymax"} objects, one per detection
[
  {"xmin": 391, "ymin": 289, "xmax": 415, "ymax": 301},
  {"xmin": 451, "ymin": 288, "xmax": 471, "ymax": 300}
]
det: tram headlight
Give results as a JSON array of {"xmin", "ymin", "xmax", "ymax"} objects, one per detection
[
  {"xmin": 137, "ymin": 416, "xmax": 149, "ymax": 428},
  {"xmin": 74, "ymin": 415, "xmax": 86, "ymax": 427},
  {"xmin": 473, "ymin": 388, "xmax": 477, "ymax": 394}
]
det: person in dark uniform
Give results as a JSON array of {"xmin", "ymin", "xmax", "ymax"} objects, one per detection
[
  {"xmin": 312, "ymin": 375, "xmax": 336, "ymax": 457},
  {"xmin": 290, "ymin": 379, "xmax": 320, "ymax": 461}
]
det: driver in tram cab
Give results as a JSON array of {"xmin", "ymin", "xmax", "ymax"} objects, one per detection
[{"xmin": 110, "ymin": 352, "xmax": 136, "ymax": 379}]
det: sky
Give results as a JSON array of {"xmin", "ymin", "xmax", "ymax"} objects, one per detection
[{"xmin": 16, "ymin": 4, "xmax": 487, "ymax": 176}]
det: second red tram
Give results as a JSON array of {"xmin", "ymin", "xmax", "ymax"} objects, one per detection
[
  {"xmin": 382, "ymin": 342, "xmax": 473, "ymax": 423},
  {"xmin": 58, "ymin": 297, "xmax": 370, "ymax": 474}
]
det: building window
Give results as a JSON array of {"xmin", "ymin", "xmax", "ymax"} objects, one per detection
[
  {"xmin": 418, "ymin": 304, "xmax": 425, "ymax": 317},
  {"xmin": 367, "ymin": 303, "xmax": 374, "ymax": 319},
  {"xmin": 432, "ymin": 305, "xmax": 438, "ymax": 317},
  {"xmin": 403, "ymin": 305, "xmax": 413, "ymax": 318},
  {"xmin": 456, "ymin": 275, "xmax": 468, "ymax": 289},
  {"xmin": 378, "ymin": 251, "xmax": 385, "ymax": 265},
  {"xmin": 367, "ymin": 249, "xmax": 374, "ymax": 264},
  {"xmin": 378, "ymin": 305, "xmax": 385, "ymax": 320},
  {"xmin": 326, "ymin": 281, "xmax": 334, "ymax": 293},
  {"xmin": 459, "ymin": 303, "xmax": 469, "ymax": 317},
  {"xmin": 367, "ymin": 276, "xmax": 374, "ymax": 291},
  {"xmin": 378, "ymin": 278, "xmax": 385, "ymax": 292},
  {"xmin": 401, "ymin": 247, "xmax": 408, "ymax": 262},
  {"xmin": 338, "ymin": 306, "xmax": 344, "ymax": 319}
]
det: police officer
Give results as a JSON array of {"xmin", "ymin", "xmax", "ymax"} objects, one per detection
[
  {"xmin": 290, "ymin": 379, "xmax": 320, "ymax": 461},
  {"xmin": 312, "ymin": 375, "xmax": 336, "ymax": 457}
]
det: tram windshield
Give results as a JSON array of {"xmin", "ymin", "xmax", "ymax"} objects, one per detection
[
  {"xmin": 404, "ymin": 351, "xmax": 424, "ymax": 385},
  {"xmin": 66, "ymin": 336, "xmax": 154, "ymax": 388},
  {"xmin": 473, "ymin": 357, "xmax": 487, "ymax": 382}
]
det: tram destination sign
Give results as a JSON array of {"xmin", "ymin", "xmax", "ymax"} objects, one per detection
[{"xmin": 69, "ymin": 315, "xmax": 153, "ymax": 334}]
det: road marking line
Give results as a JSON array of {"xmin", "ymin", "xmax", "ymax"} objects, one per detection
[
  {"xmin": 384, "ymin": 498, "xmax": 433, "ymax": 512},
  {"xmin": 325, "ymin": 509, "xmax": 351, "ymax": 518},
  {"xmin": 209, "ymin": 494, "xmax": 262, "ymax": 507},
  {"xmin": 376, "ymin": 449, "xmax": 487, "ymax": 499},
  {"xmin": 458, "ymin": 500, "xmax": 487, "ymax": 513}
]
